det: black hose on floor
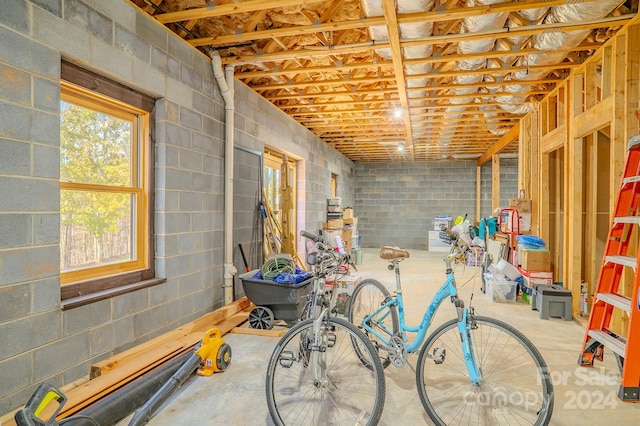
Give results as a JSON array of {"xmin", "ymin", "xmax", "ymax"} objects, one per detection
[
  {"xmin": 127, "ymin": 353, "xmax": 202, "ymax": 426},
  {"xmin": 68, "ymin": 350, "xmax": 195, "ymax": 426}
]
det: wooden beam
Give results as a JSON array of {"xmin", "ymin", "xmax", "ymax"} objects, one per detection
[
  {"xmin": 492, "ymin": 155, "xmax": 501, "ymax": 213},
  {"xmin": 476, "ymin": 166, "xmax": 481, "ymax": 220},
  {"xmin": 258, "ymin": 77, "xmax": 559, "ymax": 93},
  {"xmin": 155, "ymin": 0, "xmax": 325, "ymax": 24},
  {"xmin": 541, "ymin": 125, "xmax": 566, "ymax": 153},
  {"xmin": 221, "ymin": 16, "xmax": 633, "ymax": 65},
  {"xmin": 238, "ymin": 45, "xmax": 600, "ymax": 80},
  {"xmin": 477, "ymin": 122, "xmax": 520, "ymax": 166},
  {"xmin": 571, "ymin": 96, "xmax": 614, "ymax": 139},
  {"xmin": 190, "ymin": 15, "xmax": 386, "ymax": 47}
]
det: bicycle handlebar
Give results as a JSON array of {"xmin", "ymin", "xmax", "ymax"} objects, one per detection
[
  {"xmin": 300, "ymin": 230, "xmax": 323, "ymax": 242},
  {"xmin": 300, "ymin": 230, "xmax": 355, "ymax": 274}
]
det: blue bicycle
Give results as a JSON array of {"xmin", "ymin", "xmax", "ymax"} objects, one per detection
[{"xmin": 348, "ymin": 246, "xmax": 554, "ymax": 425}]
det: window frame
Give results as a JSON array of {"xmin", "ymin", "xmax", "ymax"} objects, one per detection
[
  {"xmin": 59, "ymin": 61, "xmax": 163, "ymax": 309},
  {"xmin": 263, "ymin": 149, "xmax": 298, "ymax": 250}
]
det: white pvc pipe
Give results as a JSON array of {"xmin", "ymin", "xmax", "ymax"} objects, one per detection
[{"xmin": 211, "ymin": 53, "xmax": 236, "ymax": 306}]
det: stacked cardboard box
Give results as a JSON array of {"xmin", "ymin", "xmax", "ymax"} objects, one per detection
[
  {"xmin": 323, "ymin": 206, "xmax": 358, "ymax": 256},
  {"xmin": 520, "ymin": 249, "xmax": 550, "ymax": 271},
  {"xmin": 508, "ymin": 198, "xmax": 532, "ymax": 232}
]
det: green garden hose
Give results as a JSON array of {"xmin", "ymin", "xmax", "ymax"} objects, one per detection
[{"xmin": 262, "ymin": 257, "xmax": 295, "ymax": 280}]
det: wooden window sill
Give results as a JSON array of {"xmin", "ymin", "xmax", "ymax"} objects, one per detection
[{"xmin": 61, "ymin": 277, "xmax": 167, "ymax": 310}]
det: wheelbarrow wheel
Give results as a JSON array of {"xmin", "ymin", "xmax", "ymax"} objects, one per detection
[{"xmin": 249, "ymin": 306, "xmax": 274, "ymax": 330}]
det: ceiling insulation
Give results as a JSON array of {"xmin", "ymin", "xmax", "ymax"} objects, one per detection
[{"xmin": 134, "ymin": 0, "xmax": 638, "ymax": 162}]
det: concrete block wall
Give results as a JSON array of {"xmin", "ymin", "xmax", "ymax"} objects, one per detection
[
  {"xmin": 0, "ymin": 0, "xmax": 518, "ymax": 416},
  {"xmin": 0, "ymin": 0, "xmax": 355, "ymax": 416},
  {"xmin": 355, "ymin": 159, "xmax": 518, "ymax": 250},
  {"xmin": 0, "ymin": 0, "xmax": 353, "ymax": 414},
  {"xmin": 232, "ymin": 80, "xmax": 356, "ymax": 251},
  {"xmin": 479, "ymin": 158, "xmax": 519, "ymax": 216}
]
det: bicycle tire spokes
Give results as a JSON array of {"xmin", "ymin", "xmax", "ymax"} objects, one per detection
[
  {"xmin": 266, "ymin": 318, "xmax": 385, "ymax": 426},
  {"xmin": 416, "ymin": 316, "xmax": 554, "ymax": 425},
  {"xmin": 347, "ymin": 278, "xmax": 400, "ymax": 369}
]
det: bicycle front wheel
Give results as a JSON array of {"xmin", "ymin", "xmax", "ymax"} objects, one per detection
[
  {"xmin": 266, "ymin": 317, "xmax": 385, "ymax": 426},
  {"xmin": 347, "ymin": 278, "xmax": 399, "ymax": 368},
  {"xmin": 416, "ymin": 316, "xmax": 554, "ymax": 426}
]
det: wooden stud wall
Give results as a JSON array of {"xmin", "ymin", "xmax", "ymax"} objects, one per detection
[{"xmin": 519, "ymin": 15, "xmax": 640, "ymax": 323}]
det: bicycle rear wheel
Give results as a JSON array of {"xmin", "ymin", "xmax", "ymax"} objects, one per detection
[
  {"xmin": 347, "ymin": 278, "xmax": 399, "ymax": 368},
  {"xmin": 416, "ymin": 316, "xmax": 554, "ymax": 426},
  {"xmin": 266, "ymin": 317, "xmax": 385, "ymax": 426}
]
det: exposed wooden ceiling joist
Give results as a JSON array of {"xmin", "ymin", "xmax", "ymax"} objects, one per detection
[{"xmin": 136, "ymin": 0, "xmax": 637, "ymax": 162}]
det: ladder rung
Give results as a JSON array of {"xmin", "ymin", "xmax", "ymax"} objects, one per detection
[
  {"xmin": 613, "ymin": 216, "xmax": 640, "ymax": 225},
  {"xmin": 596, "ymin": 292, "xmax": 632, "ymax": 312},
  {"xmin": 622, "ymin": 175, "xmax": 640, "ymax": 184},
  {"xmin": 587, "ymin": 330, "xmax": 627, "ymax": 358},
  {"xmin": 605, "ymin": 255, "xmax": 637, "ymax": 269}
]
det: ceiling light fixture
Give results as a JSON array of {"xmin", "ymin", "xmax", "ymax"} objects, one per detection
[{"xmin": 394, "ymin": 107, "xmax": 402, "ymax": 118}]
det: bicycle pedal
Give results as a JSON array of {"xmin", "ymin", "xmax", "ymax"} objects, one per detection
[
  {"xmin": 278, "ymin": 350, "xmax": 296, "ymax": 368},
  {"xmin": 430, "ymin": 347, "xmax": 446, "ymax": 364},
  {"xmin": 327, "ymin": 332, "xmax": 337, "ymax": 348}
]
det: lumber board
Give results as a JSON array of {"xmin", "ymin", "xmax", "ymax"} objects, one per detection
[
  {"xmin": 55, "ymin": 306, "xmax": 252, "ymax": 420},
  {"xmin": 231, "ymin": 326, "xmax": 286, "ymax": 337},
  {"xmin": 90, "ymin": 297, "xmax": 251, "ymax": 378}
]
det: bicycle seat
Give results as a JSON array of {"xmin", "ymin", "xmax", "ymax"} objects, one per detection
[{"xmin": 379, "ymin": 246, "xmax": 410, "ymax": 260}]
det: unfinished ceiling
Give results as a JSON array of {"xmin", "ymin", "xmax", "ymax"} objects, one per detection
[{"xmin": 134, "ymin": 0, "xmax": 638, "ymax": 162}]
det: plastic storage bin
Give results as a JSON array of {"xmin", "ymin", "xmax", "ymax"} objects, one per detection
[{"xmin": 485, "ymin": 275, "xmax": 517, "ymax": 303}]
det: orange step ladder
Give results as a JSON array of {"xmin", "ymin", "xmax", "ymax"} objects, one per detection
[{"xmin": 579, "ymin": 134, "xmax": 640, "ymax": 402}]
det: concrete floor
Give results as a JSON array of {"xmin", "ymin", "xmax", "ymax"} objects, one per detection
[{"xmin": 118, "ymin": 248, "xmax": 640, "ymax": 425}]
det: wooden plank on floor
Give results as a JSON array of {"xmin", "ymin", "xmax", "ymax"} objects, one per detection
[
  {"xmin": 231, "ymin": 327, "xmax": 286, "ymax": 337},
  {"xmin": 90, "ymin": 297, "xmax": 252, "ymax": 378},
  {"xmin": 0, "ymin": 302, "xmax": 255, "ymax": 426},
  {"xmin": 55, "ymin": 308, "xmax": 252, "ymax": 420}
]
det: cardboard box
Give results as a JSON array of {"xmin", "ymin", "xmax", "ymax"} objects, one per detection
[
  {"xmin": 428, "ymin": 230, "xmax": 451, "ymax": 251},
  {"xmin": 325, "ymin": 219, "xmax": 343, "ymax": 229},
  {"xmin": 519, "ymin": 213, "xmax": 531, "ymax": 232},
  {"xmin": 518, "ymin": 268, "xmax": 553, "ymax": 288},
  {"xmin": 343, "ymin": 208, "xmax": 353, "ymax": 219},
  {"xmin": 508, "ymin": 198, "xmax": 532, "ymax": 213},
  {"xmin": 520, "ymin": 249, "xmax": 550, "ymax": 272},
  {"xmin": 323, "ymin": 229, "xmax": 342, "ymax": 248},
  {"xmin": 343, "ymin": 217, "xmax": 358, "ymax": 226},
  {"xmin": 434, "ymin": 215, "xmax": 451, "ymax": 231},
  {"xmin": 335, "ymin": 274, "xmax": 361, "ymax": 290}
]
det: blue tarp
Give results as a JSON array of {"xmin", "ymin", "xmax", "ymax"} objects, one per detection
[
  {"xmin": 516, "ymin": 234, "xmax": 546, "ymax": 249},
  {"xmin": 253, "ymin": 268, "xmax": 312, "ymax": 284}
]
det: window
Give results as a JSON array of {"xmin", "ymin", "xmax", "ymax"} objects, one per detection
[
  {"xmin": 59, "ymin": 62, "xmax": 159, "ymax": 306},
  {"xmin": 331, "ymin": 173, "xmax": 337, "ymax": 198},
  {"xmin": 263, "ymin": 149, "xmax": 297, "ymax": 250},
  {"xmin": 263, "ymin": 152, "xmax": 281, "ymax": 216}
]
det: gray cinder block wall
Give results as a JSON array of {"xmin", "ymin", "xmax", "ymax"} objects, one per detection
[
  {"xmin": 0, "ymin": 0, "xmax": 354, "ymax": 416},
  {"xmin": 0, "ymin": 0, "xmax": 516, "ymax": 416},
  {"xmin": 355, "ymin": 159, "xmax": 518, "ymax": 250}
]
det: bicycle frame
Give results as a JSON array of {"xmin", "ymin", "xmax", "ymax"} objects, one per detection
[{"xmin": 361, "ymin": 258, "xmax": 482, "ymax": 384}]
